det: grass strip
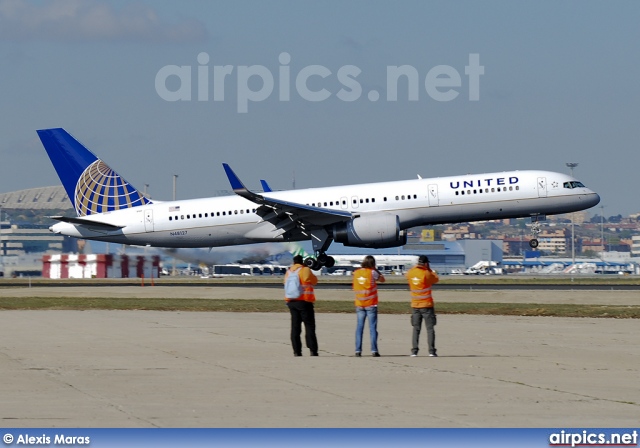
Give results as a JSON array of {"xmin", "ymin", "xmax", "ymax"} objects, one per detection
[{"xmin": 1, "ymin": 297, "xmax": 639, "ymax": 318}]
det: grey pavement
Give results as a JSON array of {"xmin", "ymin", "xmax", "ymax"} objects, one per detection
[
  {"xmin": 1, "ymin": 285, "xmax": 639, "ymax": 305},
  {"xmin": 1, "ymin": 299, "xmax": 639, "ymax": 427}
]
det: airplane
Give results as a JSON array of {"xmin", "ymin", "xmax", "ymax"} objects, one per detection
[{"xmin": 37, "ymin": 128, "xmax": 600, "ymax": 270}]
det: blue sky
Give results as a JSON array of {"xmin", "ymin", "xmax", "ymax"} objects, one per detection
[{"xmin": 1, "ymin": 0, "xmax": 639, "ymax": 217}]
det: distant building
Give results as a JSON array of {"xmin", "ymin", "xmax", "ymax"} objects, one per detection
[
  {"xmin": 0, "ymin": 222, "xmax": 76, "ymax": 256},
  {"xmin": 0, "ymin": 186, "xmax": 72, "ymax": 211},
  {"xmin": 632, "ymin": 236, "xmax": 640, "ymax": 256}
]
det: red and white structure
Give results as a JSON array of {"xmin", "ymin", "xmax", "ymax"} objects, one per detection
[{"xmin": 42, "ymin": 254, "xmax": 160, "ymax": 279}]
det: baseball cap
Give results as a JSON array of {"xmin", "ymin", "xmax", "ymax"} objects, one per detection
[{"xmin": 418, "ymin": 255, "xmax": 429, "ymax": 264}]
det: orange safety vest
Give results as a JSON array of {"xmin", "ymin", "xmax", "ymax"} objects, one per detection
[
  {"xmin": 353, "ymin": 268, "xmax": 378, "ymax": 307},
  {"xmin": 284, "ymin": 264, "xmax": 317, "ymax": 303},
  {"xmin": 406, "ymin": 265, "xmax": 439, "ymax": 308}
]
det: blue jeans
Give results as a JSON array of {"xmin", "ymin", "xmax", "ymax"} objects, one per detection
[{"xmin": 355, "ymin": 305, "xmax": 378, "ymax": 353}]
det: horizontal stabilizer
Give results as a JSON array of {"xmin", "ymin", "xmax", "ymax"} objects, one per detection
[{"xmin": 50, "ymin": 215, "xmax": 125, "ymax": 230}]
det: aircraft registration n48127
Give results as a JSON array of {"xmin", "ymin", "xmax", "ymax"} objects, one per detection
[{"xmin": 37, "ymin": 128, "xmax": 600, "ymax": 269}]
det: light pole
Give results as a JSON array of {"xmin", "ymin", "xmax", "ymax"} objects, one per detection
[
  {"xmin": 0, "ymin": 205, "xmax": 3, "ymax": 260},
  {"xmin": 566, "ymin": 163, "xmax": 579, "ymax": 270},
  {"xmin": 172, "ymin": 174, "xmax": 178, "ymax": 276},
  {"xmin": 173, "ymin": 175, "xmax": 178, "ymax": 201},
  {"xmin": 600, "ymin": 204, "xmax": 605, "ymax": 258}
]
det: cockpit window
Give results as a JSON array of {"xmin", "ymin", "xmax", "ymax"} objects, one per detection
[{"xmin": 563, "ymin": 181, "xmax": 586, "ymax": 189}]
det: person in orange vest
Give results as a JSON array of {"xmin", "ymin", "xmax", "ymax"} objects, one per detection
[
  {"xmin": 284, "ymin": 255, "xmax": 319, "ymax": 356},
  {"xmin": 352, "ymin": 255, "xmax": 385, "ymax": 357},
  {"xmin": 406, "ymin": 255, "xmax": 439, "ymax": 357}
]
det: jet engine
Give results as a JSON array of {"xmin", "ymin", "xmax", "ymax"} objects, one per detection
[{"xmin": 332, "ymin": 213, "xmax": 407, "ymax": 248}]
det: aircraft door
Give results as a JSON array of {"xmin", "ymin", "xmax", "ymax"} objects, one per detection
[
  {"xmin": 351, "ymin": 196, "xmax": 359, "ymax": 209},
  {"xmin": 428, "ymin": 184, "xmax": 439, "ymax": 206},
  {"xmin": 144, "ymin": 209, "xmax": 154, "ymax": 232},
  {"xmin": 537, "ymin": 177, "xmax": 547, "ymax": 198}
]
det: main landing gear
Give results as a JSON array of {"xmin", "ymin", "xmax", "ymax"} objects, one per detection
[
  {"xmin": 303, "ymin": 229, "xmax": 336, "ymax": 270},
  {"xmin": 304, "ymin": 252, "xmax": 335, "ymax": 271}
]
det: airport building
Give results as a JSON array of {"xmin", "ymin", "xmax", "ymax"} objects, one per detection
[{"xmin": 0, "ymin": 186, "xmax": 75, "ymax": 276}]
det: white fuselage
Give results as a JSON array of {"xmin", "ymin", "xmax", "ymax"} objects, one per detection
[{"xmin": 50, "ymin": 170, "xmax": 600, "ymax": 248}]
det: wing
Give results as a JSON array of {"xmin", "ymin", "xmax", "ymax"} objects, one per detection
[{"xmin": 222, "ymin": 164, "xmax": 352, "ymax": 239}]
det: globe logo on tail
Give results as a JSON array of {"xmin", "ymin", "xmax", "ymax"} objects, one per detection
[{"xmin": 75, "ymin": 160, "xmax": 151, "ymax": 216}]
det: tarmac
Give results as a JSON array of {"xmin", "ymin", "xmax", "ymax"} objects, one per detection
[{"xmin": 0, "ymin": 286, "xmax": 639, "ymax": 427}]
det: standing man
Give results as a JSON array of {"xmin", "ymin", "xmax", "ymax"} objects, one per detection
[
  {"xmin": 352, "ymin": 255, "xmax": 385, "ymax": 357},
  {"xmin": 406, "ymin": 255, "xmax": 439, "ymax": 357},
  {"xmin": 284, "ymin": 255, "xmax": 319, "ymax": 356}
]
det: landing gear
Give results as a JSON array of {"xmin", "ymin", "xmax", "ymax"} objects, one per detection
[
  {"xmin": 529, "ymin": 216, "xmax": 545, "ymax": 248},
  {"xmin": 304, "ymin": 252, "xmax": 335, "ymax": 270},
  {"xmin": 304, "ymin": 229, "xmax": 335, "ymax": 270}
]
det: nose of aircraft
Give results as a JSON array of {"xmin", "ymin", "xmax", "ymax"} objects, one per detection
[{"xmin": 586, "ymin": 192, "xmax": 601, "ymax": 208}]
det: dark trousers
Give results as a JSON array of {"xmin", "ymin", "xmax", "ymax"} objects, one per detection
[
  {"xmin": 287, "ymin": 300, "xmax": 318, "ymax": 355},
  {"xmin": 411, "ymin": 307, "xmax": 436, "ymax": 355}
]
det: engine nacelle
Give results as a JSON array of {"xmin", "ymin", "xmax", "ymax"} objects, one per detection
[{"xmin": 332, "ymin": 213, "xmax": 407, "ymax": 248}]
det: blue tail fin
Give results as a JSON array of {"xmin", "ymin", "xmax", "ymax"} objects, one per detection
[{"xmin": 37, "ymin": 128, "xmax": 152, "ymax": 217}]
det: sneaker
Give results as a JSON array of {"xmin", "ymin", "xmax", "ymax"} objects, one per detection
[
  {"xmin": 355, "ymin": 352, "xmax": 361, "ymax": 357},
  {"xmin": 372, "ymin": 352, "xmax": 380, "ymax": 357},
  {"xmin": 310, "ymin": 352, "xmax": 319, "ymax": 356},
  {"xmin": 410, "ymin": 352, "xmax": 418, "ymax": 357},
  {"xmin": 429, "ymin": 353, "xmax": 438, "ymax": 357},
  {"xmin": 294, "ymin": 353, "xmax": 302, "ymax": 357}
]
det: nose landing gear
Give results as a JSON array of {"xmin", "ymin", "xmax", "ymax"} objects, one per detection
[{"xmin": 529, "ymin": 215, "xmax": 546, "ymax": 248}]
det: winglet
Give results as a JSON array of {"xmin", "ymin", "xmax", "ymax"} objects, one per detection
[
  {"xmin": 222, "ymin": 163, "xmax": 262, "ymax": 203},
  {"xmin": 222, "ymin": 163, "xmax": 247, "ymax": 192},
  {"xmin": 260, "ymin": 180, "xmax": 272, "ymax": 192}
]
